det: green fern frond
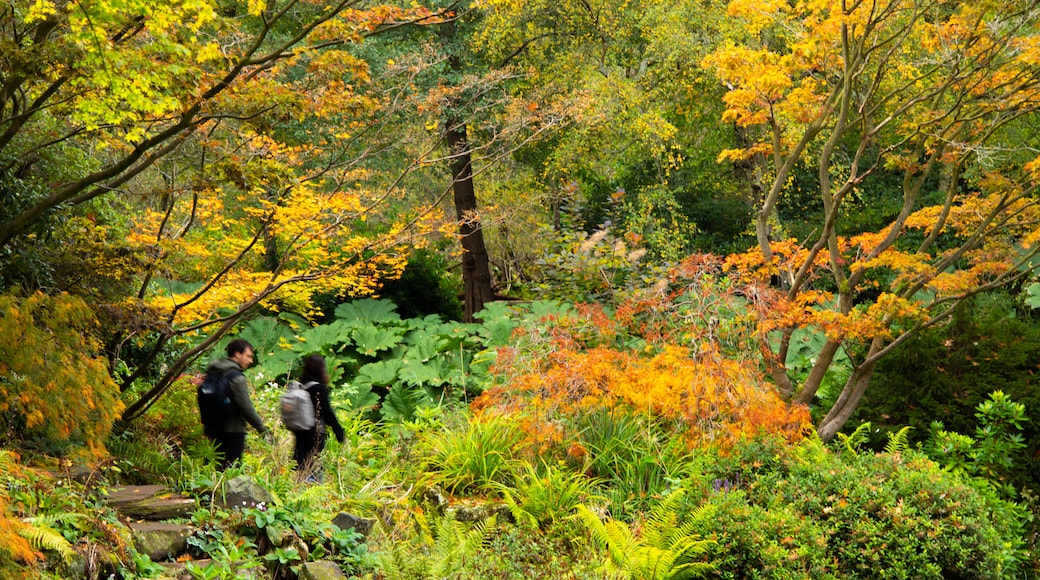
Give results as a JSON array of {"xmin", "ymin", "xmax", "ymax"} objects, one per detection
[
  {"xmin": 674, "ymin": 503, "xmax": 716, "ymax": 543},
  {"xmin": 108, "ymin": 437, "xmax": 178, "ymax": 479},
  {"xmin": 18, "ymin": 521, "xmax": 74, "ymax": 562},
  {"xmin": 0, "ymin": 450, "xmax": 21, "ymax": 479},
  {"xmin": 835, "ymin": 422, "xmax": 872, "ymax": 454},
  {"xmin": 500, "ymin": 488, "xmax": 539, "ymax": 531},
  {"xmin": 884, "ymin": 426, "xmax": 914, "ymax": 454},
  {"xmin": 291, "ymin": 483, "xmax": 333, "ymax": 507},
  {"xmin": 429, "ymin": 513, "xmax": 496, "ymax": 578},
  {"xmin": 413, "ymin": 506, "xmax": 434, "ymax": 546},
  {"xmin": 577, "ymin": 489, "xmax": 715, "ymax": 580},
  {"xmin": 575, "ymin": 504, "xmax": 636, "ymax": 569},
  {"xmin": 642, "ymin": 487, "xmax": 686, "ymax": 548},
  {"xmin": 25, "ymin": 513, "xmax": 86, "ymax": 530}
]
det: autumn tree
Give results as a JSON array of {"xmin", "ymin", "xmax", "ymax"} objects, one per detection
[
  {"xmin": 704, "ymin": 0, "xmax": 1040, "ymax": 439},
  {"xmin": 351, "ymin": 1, "xmax": 570, "ymax": 320},
  {"xmin": 0, "ymin": 292, "xmax": 123, "ymax": 455},
  {"xmin": 0, "ymin": 0, "xmax": 455, "ymax": 425},
  {"xmin": 472, "ymin": 0, "xmax": 735, "ymax": 264}
]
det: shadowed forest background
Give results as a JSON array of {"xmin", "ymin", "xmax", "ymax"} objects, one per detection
[{"xmin": 2, "ymin": 0, "xmax": 1040, "ymax": 577}]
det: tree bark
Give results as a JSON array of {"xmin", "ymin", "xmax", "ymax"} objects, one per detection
[
  {"xmin": 816, "ymin": 341, "xmax": 882, "ymax": 441},
  {"xmin": 446, "ymin": 120, "xmax": 494, "ymax": 322}
]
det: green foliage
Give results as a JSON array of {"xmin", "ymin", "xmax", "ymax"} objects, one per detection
[
  {"xmin": 854, "ymin": 292, "xmax": 1040, "ymax": 491},
  {"xmin": 376, "ymin": 509, "xmax": 496, "ymax": 580},
  {"xmin": 438, "ymin": 521, "xmax": 612, "ymax": 579},
  {"xmin": 17, "ymin": 517, "xmax": 75, "ymax": 563},
  {"xmin": 377, "ymin": 248, "xmax": 464, "ymax": 321},
  {"xmin": 0, "ymin": 292, "xmax": 123, "ymax": 457},
  {"xmin": 780, "ymin": 158, "xmax": 911, "ymax": 242},
  {"xmin": 242, "ymin": 298, "xmax": 498, "ymax": 423},
  {"xmin": 834, "ymin": 422, "xmax": 872, "ymax": 455},
  {"xmin": 575, "ymin": 488, "xmax": 715, "ymax": 580},
  {"xmin": 617, "ymin": 185, "xmax": 700, "ymax": 263},
  {"xmin": 925, "ymin": 390, "xmax": 1028, "ymax": 485},
  {"xmin": 575, "ymin": 408, "xmax": 693, "ymax": 516},
  {"xmin": 186, "ymin": 508, "xmax": 264, "ymax": 578},
  {"xmin": 237, "ymin": 501, "xmax": 372, "ymax": 576},
  {"xmin": 883, "ymin": 426, "xmax": 913, "ymax": 455},
  {"xmin": 524, "ymin": 223, "xmax": 665, "ymax": 306},
  {"xmin": 500, "ymin": 460, "xmax": 600, "ymax": 534},
  {"xmin": 690, "ymin": 435, "xmax": 1029, "ymax": 579},
  {"xmin": 421, "ymin": 414, "xmax": 524, "ymax": 495},
  {"xmin": 784, "ymin": 326, "xmax": 853, "ymax": 410}
]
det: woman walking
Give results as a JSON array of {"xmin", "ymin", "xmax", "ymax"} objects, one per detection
[{"xmin": 292, "ymin": 354, "xmax": 345, "ymax": 481}]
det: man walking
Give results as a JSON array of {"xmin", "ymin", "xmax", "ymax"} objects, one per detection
[{"xmin": 203, "ymin": 338, "xmax": 270, "ymax": 469}]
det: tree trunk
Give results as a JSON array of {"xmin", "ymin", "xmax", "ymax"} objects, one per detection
[
  {"xmin": 446, "ymin": 120, "xmax": 494, "ymax": 322},
  {"xmin": 816, "ymin": 348, "xmax": 881, "ymax": 441}
]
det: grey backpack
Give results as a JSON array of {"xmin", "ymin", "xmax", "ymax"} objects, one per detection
[{"xmin": 280, "ymin": 381, "xmax": 317, "ymax": 431}]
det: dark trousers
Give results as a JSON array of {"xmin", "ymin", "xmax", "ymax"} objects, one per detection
[
  {"xmin": 292, "ymin": 428, "xmax": 326, "ymax": 473},
  {"xmin": 207, "ymin": 431, "xmax": 246, "ymax": 469}
]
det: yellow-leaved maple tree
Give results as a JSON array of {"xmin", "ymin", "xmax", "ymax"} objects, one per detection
[
  {"xmin": 703, "ymin": 0, "xmax": 1040, "ymax": 439},
  {"xmin": 0, "ymin": 0, "xmax": 452, "ymax": 424}
]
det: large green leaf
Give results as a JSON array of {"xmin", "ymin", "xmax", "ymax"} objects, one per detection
[
  {"xmin": 334, "ymin": 298, "xmax": 402, "ymax": 324},
  {"xmin": 299, "ymin": 320, "xmax": 351, "ymax": 352},
  {"xmin": 238, "ymin": 316, "xmax": 295, "ymax": 358},
  {"xmin": 1025, "ymin": 283, "xmax": 1040, "ymax": 310},
  {"xmin": 399, "ymin": 357, "xmax": 445, "ymax": 387},
  {"xmin": 252, "ymin": 348, "xmax": 301, "ymax": 385},
  {"xmin": 474, "ymin": 302, "xmax": 518, "ymax": 347},
  {"xmin": 403, "ymin": 333, "xmax": 441, "ymax": 362},
  {"xmin": 352, "ymin": 324, "xmax": 403, "ymax": 355},
  {"xmin": 355, "ymin": 359, "xmax": 402, "ymax": 386}
]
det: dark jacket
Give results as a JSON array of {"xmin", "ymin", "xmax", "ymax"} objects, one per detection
[
  {"xmin": 303, "ymin": 381, "xmax": 344, "ymax": 442},
  {"xmin": 205, "ymin": 357, "xmax": 268, "ymax": 434}
]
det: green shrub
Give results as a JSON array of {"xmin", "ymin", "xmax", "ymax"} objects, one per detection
[
  {"xmin": 688, "ymin": 436, "xmax": 1029, "ymax": 579},
  {"xmin": 854, "ymin": 292, "xmax": 1040, "ymax": 492}
]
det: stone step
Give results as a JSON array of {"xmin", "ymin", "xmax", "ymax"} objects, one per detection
[
  {"xmin": 128, "ymin": 521, "xmax": 194, "ymax": 562},
  {"xmin": 107, "ymin": 485, "xmax": 196, "ymax": 520}
]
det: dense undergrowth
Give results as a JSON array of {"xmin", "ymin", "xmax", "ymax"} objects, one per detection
[{"xmin": 1, "ymin": 297, "xmax": 1037, "ymax": 578}]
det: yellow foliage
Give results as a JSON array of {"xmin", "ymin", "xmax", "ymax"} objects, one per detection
[{"xmin": 0, "ymin": 293, "xmax": 122, "ymax": 456}]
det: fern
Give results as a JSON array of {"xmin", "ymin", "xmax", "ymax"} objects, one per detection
[
  {"xmin": 576, "ymin": 488, "xmax": 715, "ymax": 580},
  {"xmin": 500, "ymin": 488, "xmax": 539, "ymax": 531},
  {"xmin": 108, "ymin": 436, "xmax": 178, "ymax": 479},
  {"xmin": 835, "ymin": 422, "xmax": 872, "ymax": 455},
  {"xmin": 376, "ymin": 508, "xmax": 494, "ymax": 580},
  {"xmin": 429, "ymin": 513, "xmax": 495, "ymax": 578},
  {"xmin": 884, "ymin": 426, "xmax": 914, "ymax": 454},
  {"xmin": 18, "ymin": 518, "xmax": 75, "ymax": 563},
  {"xmin": 382, "ymin": 384, "xmax": 429, "ymax": 423}
]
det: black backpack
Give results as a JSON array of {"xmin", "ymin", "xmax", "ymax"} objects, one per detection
[{"xmin": 197, "ymin": 369, "xmax": 242, "ymax": 430}]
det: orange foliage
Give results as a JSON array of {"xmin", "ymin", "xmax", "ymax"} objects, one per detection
[
  {"xmin": 0, "ymin": 293, "xmax": 123, "ymax": 456},
  {"xmin": 0, "ymin": 451, "xmax": 40, "ymax": 564},
  {"xmin": 474, "ymin": 342, "xmax": 811, "ymax": 453}
]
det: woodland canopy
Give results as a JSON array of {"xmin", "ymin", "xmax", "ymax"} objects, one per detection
[{"xmin": 1, "ymin": 0, "xmax": 1040, "ymax": 575}]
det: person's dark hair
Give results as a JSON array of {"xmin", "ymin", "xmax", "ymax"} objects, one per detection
[
  {"xmin": 300, "ymin": 354, "xmax": 330, "ymax": 385},
  {"xmin": 226, "ymin": 338, "xmax": 254, "ymax": 357}
]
